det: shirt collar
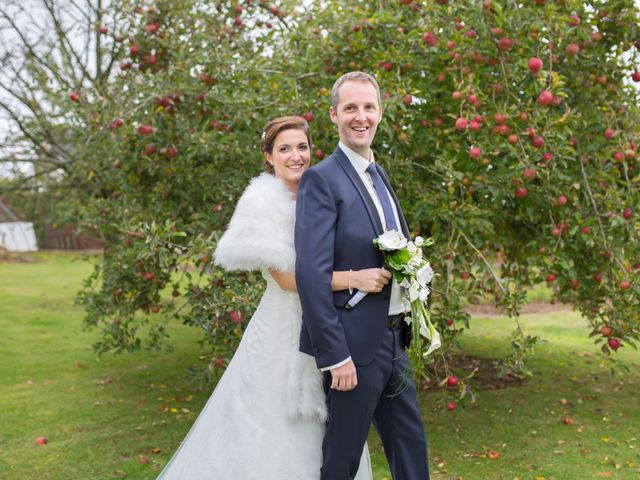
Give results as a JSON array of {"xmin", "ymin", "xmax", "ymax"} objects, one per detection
[{"xmin": 339, "ymin": 141, "xmax": 375, "ymax": 175}]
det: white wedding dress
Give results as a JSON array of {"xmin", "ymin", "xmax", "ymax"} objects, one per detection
[{"xmin": 157, "ymin": 173, "xmax": 372, "ymax": 480}]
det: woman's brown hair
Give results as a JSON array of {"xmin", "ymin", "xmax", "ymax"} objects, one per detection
[{"xmin": 260, "ymin": 116, "xmax": 312, "ymax": 174}]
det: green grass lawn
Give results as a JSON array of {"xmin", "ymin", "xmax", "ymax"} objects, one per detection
[{"xmin": 1, "ymin": 252, "xmax": 638, "ymax": 480}]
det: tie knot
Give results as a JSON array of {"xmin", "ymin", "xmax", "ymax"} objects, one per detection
[{"xmin": 366, "ymin": 162, "xmax": 377, "ymax": 175}]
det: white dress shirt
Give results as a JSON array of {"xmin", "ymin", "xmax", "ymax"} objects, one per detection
[{"xmin": 321, "ymin": 143, "xmax": 407, "ymax": 372}]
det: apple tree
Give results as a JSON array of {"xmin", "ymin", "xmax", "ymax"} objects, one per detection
[{"xmin": 2, "ymin": 0, "xmax": 639, "ymax": 385}]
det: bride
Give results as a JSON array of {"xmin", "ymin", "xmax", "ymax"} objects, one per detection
[{"xmin": 157, "ymin": 116, "xmax": 391, "ymax": 479}]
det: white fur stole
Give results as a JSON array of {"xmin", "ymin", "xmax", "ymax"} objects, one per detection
[{"xmin": 214, "ymin": 173, "xmax": 296, "ymax": 272}]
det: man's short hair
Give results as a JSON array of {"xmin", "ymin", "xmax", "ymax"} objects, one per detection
[{"xmin": 331, "ymin": 72, "xmax": 381, "ymax": 110}]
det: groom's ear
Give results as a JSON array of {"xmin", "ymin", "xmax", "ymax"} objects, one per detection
[{"xmin": 329, "ymin": 106, "xmax": 338, "ymax": 124}]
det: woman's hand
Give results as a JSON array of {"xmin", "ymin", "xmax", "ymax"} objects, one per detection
[{"xmin": 351, "ymin": 268, "xmax": 392, "ymax": 293}]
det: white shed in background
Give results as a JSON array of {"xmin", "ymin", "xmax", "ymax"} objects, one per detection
[
  {"xmin": 0, "ymin": 221, "xmax": 38, "ymax": 251},
  {"xmin": 0, "ymin": 200, "xmax": 38, "ymax": 252}
]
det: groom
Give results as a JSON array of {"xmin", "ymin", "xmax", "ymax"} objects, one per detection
[{"xmin": 295, "ymin": 71, "xmax": 429, "ymax": 479}]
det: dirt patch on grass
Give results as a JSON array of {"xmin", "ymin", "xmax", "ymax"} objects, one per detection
[
  {"xmin": 464, "ymin": 301, "xmax": 573, "ymax": 316},
  {"xmin": 448, "ymin": 355, "xmax": 525, "ymax": 390},
  {"xmin": 423, "ymin": 355, "xmax": 526, "ymax": 391}
]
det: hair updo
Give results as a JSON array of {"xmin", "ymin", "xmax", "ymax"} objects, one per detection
[{"xmin": 260, "ymin": 116, "xmax": 312, "ymax": 174}]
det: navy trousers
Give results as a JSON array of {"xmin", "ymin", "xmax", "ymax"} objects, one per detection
[{"xmin": 321, "ymin": 326, "xmax": 429, "ymax": 479}]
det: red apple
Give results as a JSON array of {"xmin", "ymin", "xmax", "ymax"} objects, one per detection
[
  {"xmin": 144, "ymin": 272, "xmax": 155, "ymax": 281},
  {"xmin": 600, "ymin": 325, "xmax": 613, "ymax": 337},
  {"xmin": 234, "ymin": 17, "xmax": 243, "ymax": 27},
  {"xmin": 569, "ymin": 279, "xmax": 580, "ymax": 290},
  {"xmin": 455, "ymin": 117, "xmax": 468, "ymax": 131},
  {"xmin": 538, "ymin": 90, "xmax": 553, "ymax": 106},
  {"xmin": 35, "ymin": 436, "xmax": 48, "ymax": 446},
  {"xmin": 303, "ymin": 111, "xmax": 314, "ymax": 122},
  {"xmin": 109, "ymin": 118, "xmax": 124, "ymax": 130},
  {"xmin": 315, "ymin": 149, "xmax": 325, "ymax": 159},
  {"xmin": 469, "ymin": 147, "xmax": 481, "ymax": 159},
  {"xmin": 403, "ymin": 94, "xmax": 413, "ymax": 106},
  {"xmin": 581, "ymin": 226, "xmax": 590, "ymax": 234},
  {"xmin": 523, "ymin": 168, "xmax": 537, "ymax": 180},
  {"xmin": 467, "ymin": 94, "xmax": 477, "ymax": 104},
  {"xmin": 546, "ymin": 273, "xmax": 557, "ymax": 283},
  {"xmin": 528, "ymin": 57, "xmax": 543, "ymax": 72},
  {"xmin": 230, "ymin": 310, "xmax": 243, "ymax": 324},
  {"xmin": 498, "ymin": 37, "xmax": 513, "ymax": 50},
  {"xmin": 353, "ymin": 24, "xmax": 361, "ymax": 33},
  {"xmin": 470, "ymin": 120, "xmax": 481, "ymax": 132},
  {"xmin": 144, "ymin": 144, "xmax": 156, "ymax": 156},
  {"xmin": 620, "ymin": 280, "xmax": 631, "ymax": 290},
  {"xmin": 452, "ymin": 90, "xmax": 463, "ymax": 101},
  {"xmin": 145, "ymin": 22, "xmax": 160, "ymax": 34},
  {"xmin": 137, "ymin": 124, "xmax": 154, "ymax": 135},
  {"xmin": 166, "ymin": 146, "xmax": 178, "ymax": 158},
  {"xmin": 423, "ymin": 31, "xmax": 439, "ymax": 46},
  {"xmin": 542, "ymin": 152, "xmax": 554, "ymax": 162},
  {"xmin": 515, "ymin": 187, "xmax": 528, "ymax": 198},
  {"xmin": 603, "ymin": 128, "xmax": 615, "ymax": 140},
  {"xmin": 531, "ymin": 136, "xmax": 544, "ymax": 149},
  {"xmin": 447, "ymin": 376, "xmax": 458, "ymax": 388},
  {"xmin": 215, "ymin": 357, "xmax": 225, "ymax": 368},
  {"xmin": 69, "ymin": 91, "xmax": 80, "ymax": 102},
  {"xmin": 593, "ymin": 272, "xmax": 602, "ymax": 283},
  {"xmin": 607, "ymin": 337, "xmax": 621, "ymax": 351},
  {"xmin": 144, "ymin": 54, "xmax": 157, "ymax": 65},
  {"xmin": 556, "ymin": 195, "xmax": 567, "ymax": 205},
  {"xmin": 151, "ymin": 305, "xmax": 160, "ymax": 314},
  {"xmin": 623, "ymin": 208, "xmax": 632, "ymax": 219},
  {"xmin": 632, "ymin": 71, "xmax": 640, "ymax": 82},
  {"xmin": 494, "ymin": 113, "xmax": 507, "ymax": 124},
  {"xmin": 129, "ymin": 44, "xmax": 139, "ymax": 56},
  {"xmin": 565, "ymin": 43, "xmax": 580, "ymax": 56},
  {"xmin": 446, "ymin": 319, "xmax": 454, "ymax": 326},
  {"xmin": 99, "ymin": 25, "xmax": 108, "ymax": 35}
]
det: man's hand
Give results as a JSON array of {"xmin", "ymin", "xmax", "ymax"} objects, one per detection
[
  {"xmin": 353, "ymin": 268, "xmax": 392, "ymax": 293},
  {"xmin": 330, "ymin": 359, "xmax": 357, "ymax": 391}
]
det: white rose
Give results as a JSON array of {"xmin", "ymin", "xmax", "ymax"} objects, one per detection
[
  {"xmin": 417, "ymin": 262, "xmax": 433, "ymax": 287},
  {"xmin": 414, "ymin": 236, "xmax": 424, "ymax": 247},
  {"xmin": 377, "ymin": 230, "xmax": 407, "ymax": 251}
]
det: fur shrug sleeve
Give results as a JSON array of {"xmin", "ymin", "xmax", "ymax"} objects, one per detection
[{"xmin": 214, "ymin": 173, "xmax": 296, "ymax": 272}]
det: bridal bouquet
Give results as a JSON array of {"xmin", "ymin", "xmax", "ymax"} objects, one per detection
[{"xmin": 347, "ymin": 230, "xmax": 441, "ymax": 358}]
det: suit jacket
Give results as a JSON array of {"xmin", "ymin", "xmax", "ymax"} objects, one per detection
[{"xmin": 295, "ymin": 145, "xmax": 410, "ymax": 369}]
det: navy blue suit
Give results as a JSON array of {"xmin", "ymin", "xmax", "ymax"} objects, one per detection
[{"xmin": 295, "ymin": 146, "xmax": 429, "ymax": 479}]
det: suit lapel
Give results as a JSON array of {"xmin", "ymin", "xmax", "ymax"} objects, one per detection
[
  {"xmin": 333, "ymin": 147, "xmax": 384, "ymax": 236},
  {"xmin": 376, "ymin": 164, "xmax": 411, "ymax": 240}
]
